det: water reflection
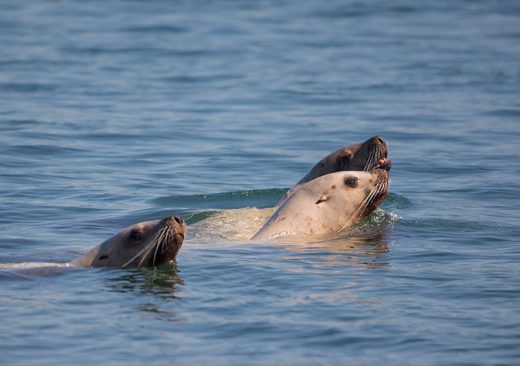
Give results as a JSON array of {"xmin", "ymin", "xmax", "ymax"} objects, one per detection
[
  {"xmin": 107, "ymin": 265, "xmax": 184, "ymax": 298},
  {"xmin": 279, "ymin": 232, "xmax": 391, "ymax": 270},
  {"xmin": 105, "ymin": 265, "xmax": 185, "ymax": 321}
]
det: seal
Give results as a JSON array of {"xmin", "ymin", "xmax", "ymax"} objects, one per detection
[
  {"xmin": 71, "ymin": 215, "xmax": 186, "ymax": 268},
  {"xmin": 252, "ymin": 169, "xmax": 389, "ymax": 240},
  {"xmin": 297, "ymin": 136, "xmax": 391, "ymax": 185}
]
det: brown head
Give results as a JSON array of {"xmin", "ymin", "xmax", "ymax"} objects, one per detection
[{"xmin": 298, "ymin": 136, "xmax": 391, "ymax": 184}]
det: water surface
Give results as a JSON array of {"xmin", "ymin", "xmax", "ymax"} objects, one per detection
[{"xmin": 1, "ymin": 1, "xmax": 519, "ymax": 365}]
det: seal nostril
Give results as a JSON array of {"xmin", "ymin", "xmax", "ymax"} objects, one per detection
[
  {"xmin": 375, "ymin": 136, "xmax": 385, "ymax": 145},
  {"xmin": 174, "ymin": 216, "xmax": 183, "ymax": 224}
]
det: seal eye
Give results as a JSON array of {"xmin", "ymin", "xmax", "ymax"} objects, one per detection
[
  {"xmin": 338, "ymin": 153, "xmax": 352, "ymax": 168},
  {"xmin": 344, "ymin": 176, "xmax": 358, "ymax": 188},
  {"xmin": 129, "ymin": 230, "xmax": 143, "ymax": 242}
]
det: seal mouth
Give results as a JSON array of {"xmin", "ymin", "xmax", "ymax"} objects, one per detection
[
  {"xmin": 363, "ymin": 136, "xmax": 391, "ymax": 172},
  {"xmin": 122, "ymin": 216, "xmax": 186, "ymax": 268},
  {"xmin": 374, "ymin": 157, "xmax": 392, "ymax": 172}
]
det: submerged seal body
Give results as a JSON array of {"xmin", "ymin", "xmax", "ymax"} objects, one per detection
[
  {"xmin": 72, "ymin": 215, "xmax": 186, "ymax": 268},
  {"xmin": 252, "ymin": 169, "xmax": 389, "ymax": 240},
  {"xmin": 297, "ymin": 136, "xmax": 391, "ymax": 185}
]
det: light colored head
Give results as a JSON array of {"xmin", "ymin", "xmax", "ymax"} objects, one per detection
[
  {"xmin": 253, "ymin": 169, "xmax": 389, "ymax": 240},
  {"xmin": 298, "ymin": 136, "xmax": 391, "ymax": 184},
  {"xmin": 73, "ymin": 216, "xmax": 186, "ymax": 268}
]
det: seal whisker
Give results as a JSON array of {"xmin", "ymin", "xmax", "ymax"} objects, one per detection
[
  {"xmin": 135, "ymin": 237, "xmax": 160, "ymax": 267},
  {"xmin": 363, "ymin": 149, "xmax": 374, "ymax": 171},
  {"xmin": 155, "ymin": 228, "xmax": 172, "ymax": 265},
  {"xmin": 339, "ymin": 188, "xmax": 377, "ymax": 231},
  {"xmin": 149, "ymin": 227, "xmax": 169, "ymax": 266},
  {"xmin": 365, "ymin": 146, "xmax": 379, "ymax": 171},
  {"xmin": 371, "ymin": 148, "xmax": 378, "ymax": 168},
  {"xmin": 350, "ymin": 180, "xmax": 383, "ymax": 220},
  {"xmin": 123, "ymin": 228, "xmax": 164, "ymax": 268},
  {"xmin": 138, "ymin": 236, "xmax": 160, "ymax": 267},
  {"xmin": 151, "ymin": 238, "xmax": 161, "ymax": 267},
  {"xmin": 122, "ymin": 240, "xmax": 156, "ymax": 268}
]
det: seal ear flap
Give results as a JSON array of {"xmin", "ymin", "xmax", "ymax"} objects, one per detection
[{"xmin": 315, "ymin": 194, "xmax": 329, "ymax": 204}]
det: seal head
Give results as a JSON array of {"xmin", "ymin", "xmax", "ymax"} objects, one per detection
[
  {"xmin": 253, "ymin": 169, "xmax": 389, "ymax": 240},
  {"xmin": 72, "ymin": 216, "xmax": 186, "ymax": 268},
  {"xmin": 298, "ymin": 136, "xmax": 391, "ymax": 184}
]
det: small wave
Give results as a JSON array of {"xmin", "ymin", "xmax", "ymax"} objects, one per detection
[
  {"xmin": 400, "ymin": 217, "xmax": 517, "ymax": 234},
  {"xmin": 0, "ymin": 262, "xmax": 71, "ymax": 270},
  {"xmin": 0, "ymin": 262, "xmax": 74, "ymax": 280},
  {"xmin": 348, "ymin": 209, "xmax": 401, "ymax": 237},
  {"xmin": 153, "ymin": 188, "xmax": 288, "ymax": 210},
  {"xmin": 7, "ymin": 144, "xmax": 85, "ymax": 156},
  {"xmin": 0, "ymin": 82, "xmax": 58, "ymax": 93},
  {"xmin": 382, "ymin": 192, "xmax": 413, "ymax": 209},
  {"xmin": 123, "ymin": 24, "xmax": 187, "ymax": 34},
  {"xmin": 482, "ymin": 109, "xmax": 520, "ymax": 117}
]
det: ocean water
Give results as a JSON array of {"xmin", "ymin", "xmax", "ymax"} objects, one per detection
[{"xmin": 1, "ymin": 0, "xmax": 520, "ymax": 365}]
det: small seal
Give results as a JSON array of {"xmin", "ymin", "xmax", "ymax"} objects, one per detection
[
  {"xmin": 252, "ymin": 169, "xmax": 389, "ymax": 240},
  {"xmin": 71, "ymin": 215, "xmax": 186, "ymax": 268}
]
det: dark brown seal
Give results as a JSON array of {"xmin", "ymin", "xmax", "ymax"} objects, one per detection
[{"xmin": 297, "ymin": 136, "xmax": 391, "ymax": 184}]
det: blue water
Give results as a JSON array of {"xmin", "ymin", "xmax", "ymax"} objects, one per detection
[{"xmin": 1, "ymin": 0, "xmax": 520, "ymax": 364}]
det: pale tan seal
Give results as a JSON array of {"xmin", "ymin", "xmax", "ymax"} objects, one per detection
[
  {"xmin": 71, "ymin": 215, "xmax": 186, "ymax": 268},
  {"xmin": 252, "ymin": 169, "xmax": 389, "ymax": 240}
]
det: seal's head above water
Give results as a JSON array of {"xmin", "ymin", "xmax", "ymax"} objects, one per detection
[
  {"xmin": 252, "ymin": 169, "xmax": 389, "ymax": 241},
  {"xmin": 72, "ymin": 216, "xmax": 186, "ymax": 268},
  {"xmin": 298, "ymin": 136, "xmax": 391, "ymax": 185}
]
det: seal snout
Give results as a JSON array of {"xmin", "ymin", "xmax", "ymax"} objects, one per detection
[
  {"xmin": 371, "ymin": 136, "xmax": 386, "ymax": 146},
  {"xmin": 161, "ymin": 215, "xmax": 185, "ymax": 227},
  {"xmin": 369, "ymin": 136, "xmax": 391, "ymax": 172},
  {"xmin": 142, "ymin": 215, "xmax": 187, "ymax": 267}
]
